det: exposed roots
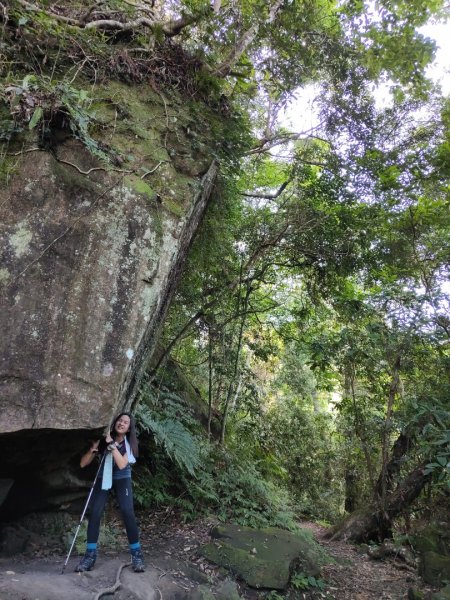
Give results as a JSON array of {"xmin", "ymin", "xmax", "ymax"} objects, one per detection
[
  {"xmin": 2, "ymin": 3, "xmax": 214, "ymax": 102},
  {"xmin": 93, "ymin": 561, "xmax": 131, "ymax": 600}
]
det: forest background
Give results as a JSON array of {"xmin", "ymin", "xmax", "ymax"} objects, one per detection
[
  {"xmin": 131, "ymin": 0, "xmax": 450, "ymax": 543},
  {"xmin": 2, "ymin": 0, "xmax": 450, "ymax": 545}
]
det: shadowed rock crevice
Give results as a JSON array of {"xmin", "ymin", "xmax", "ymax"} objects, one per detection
[{"xmin": 0, "ymin": 428, "xmax": 104, "ymax": 519}]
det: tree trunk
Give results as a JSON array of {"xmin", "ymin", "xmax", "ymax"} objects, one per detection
[
  {"xmin": 207, "ymin": 322, "xmax": 214, "ymax": 439},
  {"xmin": 345, "ymin": 364, "xmax": 377, "ymax": 490},
  {"xmin": 214, "ymin": 0, "xmax": 284, "ymax": 77},
  {"xmin": 219, "ymin": 279, "xmax": 250, "ymax": 445},
  {"xmin": 330, "ymin": 464, "xmax": 431, "ymax": 543},
  {"xmin": 378, "ymin": 356, "xmax": 401, "ymax": 513},
  {"xmin": 374, "ymin": 431, "xmax": 412, "ymax": 500},
  {"xmin": 344, "ymin": 468, "xmax": 358, "ymax": 513}
]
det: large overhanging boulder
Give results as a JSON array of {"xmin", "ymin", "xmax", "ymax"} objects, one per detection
[
  {"xmin": 0, "ymin": 81, "xmax": 220, "ymax": 517},
  {"xmin": 1, "ymin": 142, "xmax": 216, "ymax": 432}
]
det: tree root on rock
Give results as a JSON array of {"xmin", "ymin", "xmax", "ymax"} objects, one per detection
[{"xmin": 94, "ymin": 562, "xmax": 131, "ymax": 600}]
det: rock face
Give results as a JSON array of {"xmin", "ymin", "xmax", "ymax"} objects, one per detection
[{"xmin": 0, "ymin": 82, "xmax": 221, "ymax": 517}]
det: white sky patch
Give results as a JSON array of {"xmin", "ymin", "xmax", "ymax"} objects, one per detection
[
  {"xmin": 420, "ymin": 22, "xmax": 450, "ymax": 95},
  {"xmin": 282, "ymin": 84, "xmax": 321, "ymax": 133},
  {"xmin": 280, "ymin": 21, "xmax": 450, "ymax": 132}
]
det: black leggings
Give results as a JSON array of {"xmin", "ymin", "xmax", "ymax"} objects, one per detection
[{"xmin": 87, "ymin": 477, "xmax": 139, "ymax": 545}]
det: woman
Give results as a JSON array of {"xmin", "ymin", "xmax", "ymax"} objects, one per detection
[{"xmin": 75, "ymin": 412, "xmax": 145, "ymax": 573}]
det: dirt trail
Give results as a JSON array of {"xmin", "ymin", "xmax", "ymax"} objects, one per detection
[{"xmin": 301, "ymin": 521, "xmax": 436, "ymax": 600}]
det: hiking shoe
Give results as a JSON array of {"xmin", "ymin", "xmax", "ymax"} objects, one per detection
[
  {"xmin": 131, "ymin": 549, "xmax": 145, "ymax": 573},
  {"xmin": 75, "ymin": 550, "xmax": 96, "ymax": 572}
]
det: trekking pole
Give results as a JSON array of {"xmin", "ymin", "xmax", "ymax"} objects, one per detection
[{"xmin": 61, "ymin": 450, "xmax": 106, "ymax": 574}]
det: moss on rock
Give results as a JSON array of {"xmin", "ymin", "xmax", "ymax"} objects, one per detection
[
  {"xmin": 200, "ymin": 524, "xmax": 332, "ymax": 590},
  {"xmin": 413, "ymin": 524, "xmax": 450, "ymax": 557},
  {"xmin": 431, "ymin": 585, "xmax": 450, "ymax": 600},
  {"xmin": 125, "ymin": 176, "xmax": 157, "ymax": 202},
  {"xmin": 420, "ymin": 551, "xmax": 450, "ymax": 586}
]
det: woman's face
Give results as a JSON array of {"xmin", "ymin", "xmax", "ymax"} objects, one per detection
[{"xmin": 114, "ymin": 414, "xmax": 131, "ymax": 435}]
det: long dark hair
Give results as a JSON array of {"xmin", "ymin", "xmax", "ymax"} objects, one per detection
[{"xmin": 111, "ymin": 412, "xmax": 139, "ymax": 458}]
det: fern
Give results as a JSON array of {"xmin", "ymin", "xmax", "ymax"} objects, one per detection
[
  {"xmin": 2, "ymin": 75, "xmax": 110, "ymax": 162},
  {"xmin": 135, "ymin": 385, "xmax": 298, "ymax": 528},
  {"xmin": 135, "ymin": 405, "xmax": 201, "ymax": 476},
  {"xmin": 139, "ymin": 384, "xmax": 201, "ymax": 431}
]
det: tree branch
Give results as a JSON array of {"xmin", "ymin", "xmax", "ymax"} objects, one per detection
[
  {"xmin": 246, "ymin": 127, "xmax": 329, "ymax": 155},
  {"xmin": 16, "ymin": 0, "xmax": 79, "ymax": 24},
  {"xmin": 149, "ymin": 222, "xmax": 291, "ymax": 376},
  {"xmin": 240, "ymin": 179, "xmax": 291, "ymax": 200},
  {"xmin": 84, "ymin": 16, "xmax": 154, "ymax": 30},
  {"xmin": 14, "ymin": 0, "xmax": 207, "ymax": 37},
  {"xmin": 161, "ymin": 11, "xmax": 209, "ymax": 37},
  {"xmin": 213, "ymin": 0, "xmax": 284, "ymax": 77}
]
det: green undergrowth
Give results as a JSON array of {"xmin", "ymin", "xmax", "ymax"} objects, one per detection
[
  {"xmin": 133, "ymin": 384, "xmax": 299, "ymax": 531},
  {"xmin": 73, "ymin": 518, "xmax": 121, "ymax": 554}
]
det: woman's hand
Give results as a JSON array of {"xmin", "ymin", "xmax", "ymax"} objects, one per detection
[
  {"xmin": 80, "ymin": 439, "xmax": 101, "ymax": 468},
  {"xmin": 105, "ymin": 434, "xmax": 117, "ymax": 452}
]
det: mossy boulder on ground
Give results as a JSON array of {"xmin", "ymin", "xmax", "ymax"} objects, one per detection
[
  {"xmin": 413, "ymin": 524, "xmax": 450, "ymax": 556},
  {"xmin": 431, "ymin": 584, "xmax": 450, "ymax": 600},
  {"xmin": 419, "ymin": 551, "xmax": 450, "ymax": 586},
  {"xmin": 199, "ymin": 524, "xmax": 332, "ymax": 590}
]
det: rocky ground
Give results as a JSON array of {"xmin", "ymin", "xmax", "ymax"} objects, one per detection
[{"xmin": 0, "ymin": 508, "xmax": 440, "ymax": 600}]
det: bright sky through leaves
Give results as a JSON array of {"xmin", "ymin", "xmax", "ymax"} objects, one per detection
[{"xmin": 282, "ymin": 21, "xmax": 450, "ymax": 132}]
